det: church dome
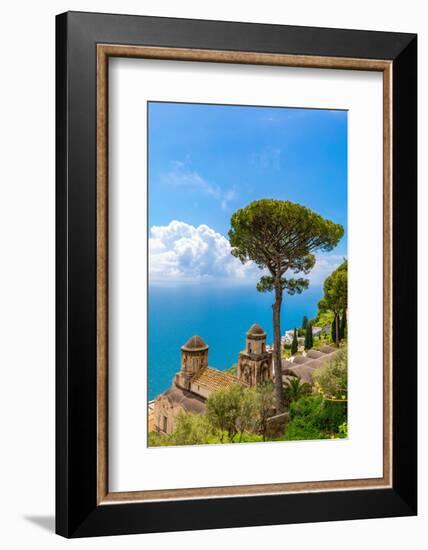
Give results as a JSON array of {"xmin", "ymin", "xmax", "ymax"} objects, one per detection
[
  {"xmin": 181, "ymin": 335, "xmax": 209, "ymax": 351},
  {"xmin": 247, "ymin": 323, "xmax": 266, "ymax": 336}
]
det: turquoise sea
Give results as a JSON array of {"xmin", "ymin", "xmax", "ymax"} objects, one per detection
[{"xmin": 148, "ymin": 284, "xmax": 322, "ymax": 400}]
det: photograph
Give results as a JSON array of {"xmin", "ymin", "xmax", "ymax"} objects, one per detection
[
  {"xmin": 0, "ymin": 1, "xmax": 420, "ymax": 545},
  {"xmin": 147, "ymin": 101, "xmax": 348, "ymax": 446}
]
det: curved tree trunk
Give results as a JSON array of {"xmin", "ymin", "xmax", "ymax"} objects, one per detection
[{"xmin": 273, "ymin": 284, "xmax": 286, "ymax": 413}]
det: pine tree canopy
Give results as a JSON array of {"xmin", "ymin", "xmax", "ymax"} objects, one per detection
[{"xmin": 229, "ymin": 199, "xmax": 344, "ymax": 285}]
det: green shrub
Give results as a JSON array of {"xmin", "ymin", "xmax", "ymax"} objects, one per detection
[
  {"xmin": 206, "ymin": 384, "xmax": 259, "ymax": 442},
  {"xmin": 313, "ymin": 309, "xmax": 334, "ymax": 329},
  {"xmin": 148, "ymin": 413, "xmax": 214, "ymax": 446},
  {"xmin": 285, "ymin": 395, "xmax": 347, "ymax": 440},
  {"xmin": 224, "ymin": 364, "xmax": 237, "ymax": 376},
  {"xmin": 317, "ymin": 399, "xmax": 347, "ymax": 433},
  {"xmin": 339, "ymin": 421, "xmax": 348, "ymax": 438},
  {"xmin": 285, "ymin": 417, "xmax": 327, "ymax": 440},
  {"xmin": 170, "ymin": 412, "xmax": 213, "ymax": 445},
  {"xmin": 286, "ymin": 396, "xmax": 325, "ymax": 440},
  {"xmin": 282, "ymin": 344, "xmax": 292, "ymax": 359},
  {"xmin": 313, "ymin": 346, "xmax": 347, "ymax": 399},
  {"xmin": 284, "ymin": 377, "xmax": 312, "ymax": 407},
  {"xmin": 148, "ymin": 431, "xmax": 172, "ymax": 447},
  {"xmin": 289, "ymin": 394, "xmax": 323, "ymax": 421}
]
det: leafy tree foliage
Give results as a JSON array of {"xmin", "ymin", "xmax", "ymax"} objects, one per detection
[
  {"xmin": 148, "ymin": 413, "xmax": 213, "ymax": 447},
  {"xmin": 339, "ymin": 422, "xmax": 348, "ymax": 438},
  {"xmin": 285, "ymin": 347, "xmax": 348, "ymax": 440},
  {"xmin": 206, "ymin": 384, "xmax": 245, "ymax": 442},
  {"xmin": 150, "ymin": 383, "xmax": 277, "ymax": 446},
  {"xmin": 229, "ymin": 199, "xmax": 344, "ymax": 412},
  {"xmin": 147, "ymin": 413, "xmax": 268, "ymax": 446},
  {"xmin": 285, "ymin": 396, "xmax": 327, "ymax": 440},
  {"xmin": 302, "ymin": 315, "xmax": 308, "ymax": 330},
  {"xmin": 318, "ymin": 399, "xmax": 347, "ymax": 433},
  {"xmin": 318, "ymin": 260, "xmax": 348, "ymax": 344},
  {"xmin": 285, "ymin": 394, "xmax": 347, "ymax": 440},
  {"xmin": 171, "ymin": 412, "xmax": 213, "ymax": 445},
  {"xmin": 282, "ymin": 343, "xmax": 292, "ymax": 359},
  {"xmin": 313, "ymin": 346, "xmax": 348, "ymax": 400},
  {"xmin": 206, "ymin": 384, "xmax": 277, "ymax": 443},
  {"xmin": 255, "ymin": 382, "xmax": 276, "ymax": 441},
  {"xmin": 148, "ymin": 348, "xmax": 348, "ymax": 447},
  {"xmin": 284, "ymin": 376, "xmax": 311, "ymax": 407},
  {"xmin": 224, "ymin": 364, "xmax": 237, "ymax": 376},
  {"xmin": 235, "ymin": 387, "xmax": 259, "ymax": 442},
  {"xmin": 291, "ymin": 328, "xmax": 298, "ymax": 355},
  {"xmin": 315, "ymin": 309, "xmax": 335, "ymax": 329}
]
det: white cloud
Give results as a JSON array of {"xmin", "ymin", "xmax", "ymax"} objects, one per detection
[
  {"xmin": 149, "ymin": 220, "xmax": 345, "ymax": 286},
  {"xmin": 149, "ymin": 220, "xmax": 259, "ymax": 283},
  {"xmin": 306, "ymin": 254, "xmax": 345, "ymax": 285},
  {"xmin": 161, "ymin": 162, "xmax": 237, "ymax": 210}
]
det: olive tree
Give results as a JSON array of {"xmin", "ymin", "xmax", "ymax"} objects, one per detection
[
  {"xmin": 229, "ymin": 199, "xmax": 343, "ymax": 412},
  {"xmin": 206, "ymin": 384, "xmax": 258, "ymax": 442},
  {"xmin": 255, "ymin": 382, "xmax": 276, "ymax": 441}
]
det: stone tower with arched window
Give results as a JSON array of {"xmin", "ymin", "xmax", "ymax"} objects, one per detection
[
  {"xmin": 175, "ymin": 335, "xmax": 209, "ymax": 391},
  {"xmin": 237, "ymin": 324, "xmax": 273, "ymax": 387}
]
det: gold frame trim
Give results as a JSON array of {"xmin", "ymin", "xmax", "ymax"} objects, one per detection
[{"xmin": 96, "ymin": 44, "xmax": 392, "ymax": 504}]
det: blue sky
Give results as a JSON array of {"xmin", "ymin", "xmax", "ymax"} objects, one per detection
[{"xmin": 148, "ymin": 102, "xmax": 347, "ymax": 286}]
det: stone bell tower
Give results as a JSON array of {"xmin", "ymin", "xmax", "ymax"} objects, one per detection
[
  {"xmin": 175, "ymin": 335, "xmax": 209, "ymax": 390},
  {"xmin": 237, "ymin": 324, "xmax": 273, "ymax": 387}
]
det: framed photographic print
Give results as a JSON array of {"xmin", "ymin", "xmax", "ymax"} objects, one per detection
[{"xmin": 56, "ymin": 11, "xmax": 417, "ymax": 538}]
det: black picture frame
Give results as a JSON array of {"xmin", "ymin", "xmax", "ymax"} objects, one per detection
[{"xmin": 56, "ymin": 11, "xmax": 417, "ymax": 538}]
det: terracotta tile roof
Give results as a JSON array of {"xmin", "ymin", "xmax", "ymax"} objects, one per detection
[
  {"xmin": 292, "ymin": 355, "xmax": 311, "ymax": 365},
  {"xmin": 192, "ymin": 367, "xmax": 239, "ymax": 392},
  {"xmin": 283, "ymin": 364, "xmax": 316, "ymax": 384},
  {"xmin": 319, "ymin": 345, "xmax": 336, "ymax": 354},
  {"xmin": 306, "ymin": 349, "xmax": 324, "ymax": 359},
  {"xmin": 282, "ymin": 347, "xmax": 340, "ymax": 383},
  {"xmin": 318, "ymin": 350, "xmax": 338, "ymax": 363},
  {"xmin": 306, "ymin": 359, "xmax": 325, "ymax": 370},
  {"xmin": 247, "ymin": 323, "xmax": 266, "ymax": 336},
  {"xmin": 281, "ymin": 358, "xmax": 293, "ymax": 370}
]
